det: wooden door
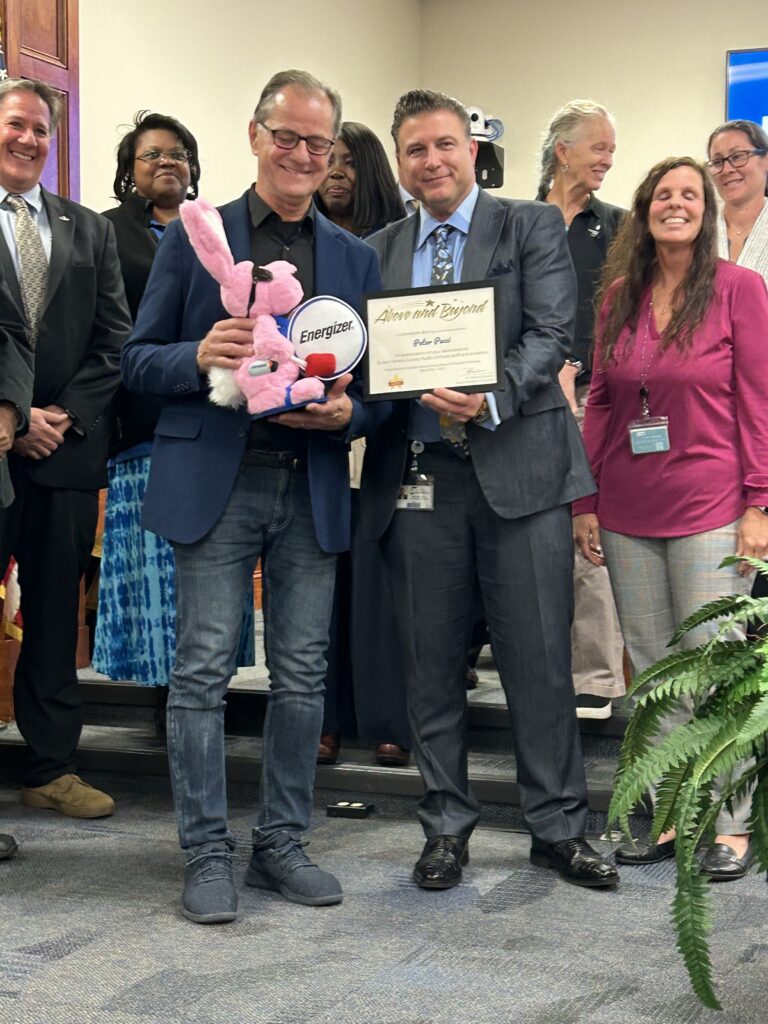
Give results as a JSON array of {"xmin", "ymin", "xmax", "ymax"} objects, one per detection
[{"xmin": 1, "ymin": 0, "xmax": 79, "ymax": 199}]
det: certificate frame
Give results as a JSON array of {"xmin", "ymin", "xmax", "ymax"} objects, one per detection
[{"xmin": 363, "ymin": 280, "xmax": 503, "ymax": 401}]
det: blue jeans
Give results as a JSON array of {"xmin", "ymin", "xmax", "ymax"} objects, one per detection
[{"xmin": 167, "ymin": 455, "xmax": 337, "ymax": 854}]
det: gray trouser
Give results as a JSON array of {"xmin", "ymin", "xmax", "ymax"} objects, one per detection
[{"xmin": 602, "ymin": 522, "xmax": 751, "ymax": 835}]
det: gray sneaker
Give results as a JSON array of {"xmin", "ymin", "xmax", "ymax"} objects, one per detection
[
  {"xmin": 246, "ymin": 831, "xmax": 343, "ymax": 906},
  {"xmin": 182, "ymin": 843, "xmax": 237, "ymax": 924}
]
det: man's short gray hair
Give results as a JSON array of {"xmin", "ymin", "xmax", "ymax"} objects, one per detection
[
  {"xmin": 391, "ymin": 90, "xmax": 470, "ymax": 148},
  {"xmin": 252, "ymin": 70, "xmax": 342, "ymax": 137},
  {"xmin": 0, "ymin": 77, "xmax": 62, "ymax": 131}
]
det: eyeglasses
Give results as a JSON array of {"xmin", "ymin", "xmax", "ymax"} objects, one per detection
[
  {"xmin": 705, "ymin": 148, "xmax": 767, "ymax": 174},
  {"xmin": 258, "ymin": 123, "xmax": 334, "ymax": 157},
  {"xmin": 135, "ymin": 147, "xmax": 192, "ymax": 164}
]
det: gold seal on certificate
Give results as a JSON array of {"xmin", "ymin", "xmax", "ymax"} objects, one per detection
[{"xmin": 363, "ymin": 281, "xmax": 502, "ymax": 400}]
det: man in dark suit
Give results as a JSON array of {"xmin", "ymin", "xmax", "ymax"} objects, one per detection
[
  {"xmin": 0, "ymin": 78, "xmax": 130, "ymax": 820},
  {"xmin": 122, "ymin": 70, "xmax": 387, "ymax": 925},
  {"xmin": 361, "ymin": 90, "xmax": 618, "ymax": 890},
  {"xmin": 0, "ymin": 287, "xmax": 33, "ymax": 862}
]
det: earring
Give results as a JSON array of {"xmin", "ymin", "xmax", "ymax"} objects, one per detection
[{"xmin": 562, "ymin": 163, "xmax": 570, "ymax": 173}]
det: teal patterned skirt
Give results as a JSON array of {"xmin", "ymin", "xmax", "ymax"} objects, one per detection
[{"xmin": 92, "ymin": 452, "xmax": 254, "ymax": 685}]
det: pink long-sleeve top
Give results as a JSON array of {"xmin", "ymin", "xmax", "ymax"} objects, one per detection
[{"xmin": 573, "ymin": 260, "xmax": 768, "ymax": 537}]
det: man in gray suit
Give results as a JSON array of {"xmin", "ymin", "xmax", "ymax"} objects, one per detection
[{"xmin": 360, "ymin": 90, "xmax": 618, "ymax": 890}]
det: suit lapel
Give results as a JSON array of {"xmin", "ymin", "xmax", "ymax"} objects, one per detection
[
  {"xmin": 381, "ymin": 215, "xmax": 418, "ymax": 291},
  {"xmin": 0, "ymin": 227, "xmax": 24, "ymax": 315},
  {"xmin": 315, "ymin": 213, "xmax": 344, "ymax": 297},
  {"xmin": 41, "ymin": 189, "xmax": 74, "ymax": 318},
  {"xmin": 221, "ymin": 192, "xmax": 251, "ymax": 263},
  {"xmin": 461, "ymin": 189, "xmax": 506, "ymax": 283}
]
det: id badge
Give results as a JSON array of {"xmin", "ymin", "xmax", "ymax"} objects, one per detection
[
  {"xmin": 628, "ymin": 416, "xmax": 670, "ymax": 455},
  {"xmin": 396, "ymin": 474, "xmax": 435, "ymax": 511}
]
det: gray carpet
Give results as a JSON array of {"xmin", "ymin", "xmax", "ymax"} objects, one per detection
[{"xmin": 1, "ymin": 773, "xmax": 766, "ymax": 1024}]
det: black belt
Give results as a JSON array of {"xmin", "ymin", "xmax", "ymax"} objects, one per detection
[{"xmin": 242, "ymin": 448, "xmax": 307, "ymax": 472}]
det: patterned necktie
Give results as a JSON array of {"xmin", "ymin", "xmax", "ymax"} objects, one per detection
[
  {"xmin": 430, "ymin": 224, "xmax": 454, "ymax": 286},
  {"xmin": 430, "ymin": 225, "xmax": 468, "ymax": 454},
  {"xmin": 6, "ymin": 194, "xmax": 48, "ymax": 347}
]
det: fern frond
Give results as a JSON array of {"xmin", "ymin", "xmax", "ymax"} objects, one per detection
[
  {"xmin": 734, "ymin": 692, "xmax": 768, "ymax": 751},
  {"xmin": 719, "ymin": 554, "xmax": 768, "ymax": 577},
  {"xmin": 614, "ymin": 690, "xmax": 677, "ymax": 786},
  {"xmin": 651, "ymin": 763, "xmax": 692, "ymax": 843},
  {"xmin": 748, "ymin": 770, "xmax": 768, "ymax": 873},
  {"xmin": 672, "ymin": 867, "xmax": 720, "ymax": 1010},
  {"xmin": 628, "ymin": 647, "xmax": 710, "ymax": 697},
  {"xmin": 670, "ymin": 594, "xmax": 752, "ymax": 645},
  {"xmin": 692, "ymin": 707, "xmax": 756, "ymax": 787},
  {"xmin": 609, "ymin": 716, "xmax": 725, "ymax": 828}
]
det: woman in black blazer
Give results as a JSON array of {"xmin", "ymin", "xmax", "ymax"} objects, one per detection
[{"xmin": 93, "ymin": 114, "xmax": 253, "ymax": 713}]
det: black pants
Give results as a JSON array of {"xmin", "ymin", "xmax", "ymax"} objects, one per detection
[{"xmin": 0, "ymin": 472, "xmax": 98, "ymax": 786}]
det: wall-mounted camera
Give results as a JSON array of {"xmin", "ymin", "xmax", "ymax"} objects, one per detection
[{"xmin": 467, "ymin": 105, "xmax": 505, "ymax": 190}]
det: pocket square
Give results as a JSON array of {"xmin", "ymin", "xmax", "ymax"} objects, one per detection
[{"xmin": 489, "ymin": 259, "xmax": 516, "ymax": 277}]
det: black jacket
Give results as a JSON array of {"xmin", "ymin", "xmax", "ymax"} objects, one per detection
[{"xmin": 101, "ymin": 193, "xmax": 166, "ymax": 455}]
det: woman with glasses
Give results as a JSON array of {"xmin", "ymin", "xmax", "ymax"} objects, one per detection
[
  {"xmin": 573, "ymin": 157, "xmax": 768, "ymax": 879},
  {"xmin": 706, "ymin": 120, "xmax": 768, "ymax": 271},
  {"xmin": 92, "ymin": 112, "xmax": 252, "ymax": 720},
  {"xmin": 312, "ymin": 123, "xmax": 411, "ymax": 767}
]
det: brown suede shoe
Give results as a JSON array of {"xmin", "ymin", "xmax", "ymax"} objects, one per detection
[{"xmin": 21, "ymin": 774, "xmax": 115, "ymax": 819}]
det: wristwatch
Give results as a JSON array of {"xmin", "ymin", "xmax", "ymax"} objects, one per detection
[{"xmin": 472, "ymin": 398, "xmax": 491, "ymax": 425}]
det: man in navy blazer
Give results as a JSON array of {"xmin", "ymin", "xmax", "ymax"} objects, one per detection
[
  {"xmin": 122, "ymin": 70, "xmax": 385, "ymax": 924},
  {"xmin": 361, "ymin": 90, "xmax": 618, "ymax": 892}
]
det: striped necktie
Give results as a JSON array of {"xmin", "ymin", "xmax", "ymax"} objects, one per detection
[
  {"xmin": 6, "ymin": 193, "xmax": 48, "ymax": 347},
  {"xmin": 430, "ymin": 225, "xmax": 468, "ymax": 455}
]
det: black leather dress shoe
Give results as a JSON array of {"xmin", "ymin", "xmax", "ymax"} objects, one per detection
[
  {"xmin": 0, "ymin": 833, "xmax": 18, "ymax": 861},
  {"xmin": 615, "ymin": 838, "xmax": 676, "ymax": 865},
  {"xmin": 413, "ymin": 835, "xmax": 469, "ymax": 890},
  {"xmin": 700, "ymin": 842, "xmax": 754, "ymax": 882},
  {"xmin": 530, "ymin": 837, "xmax": 619, "ymax": 888}
]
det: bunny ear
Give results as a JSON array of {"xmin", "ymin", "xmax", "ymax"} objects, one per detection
[{"xmin": 179, "ymin": 197, "xmax": 236, "ymax": 285}]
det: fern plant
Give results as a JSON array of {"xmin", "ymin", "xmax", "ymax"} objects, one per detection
[{"xmin": 608, "ymin": 557, "xmax": 768, "ymax": 1010}]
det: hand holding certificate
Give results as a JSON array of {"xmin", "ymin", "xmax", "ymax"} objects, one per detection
[{"xmin": 364, "ymin": 281, "xmax": 503, "ymax": 401}]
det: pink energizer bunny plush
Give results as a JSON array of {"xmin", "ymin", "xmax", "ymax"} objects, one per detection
[{"xmin": 179, "ymin": 197, "xmax": 329, "ymax": 416}]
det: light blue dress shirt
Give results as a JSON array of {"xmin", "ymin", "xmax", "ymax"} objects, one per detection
[
  {"xmin": 0, "ymin": 183, "xmax": 53, "ymax": 276},
  {"xmin": 409, "ymin": 183, "xmax": 499, "ymax": 440}
]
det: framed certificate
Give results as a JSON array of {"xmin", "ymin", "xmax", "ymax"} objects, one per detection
[{"xmin": 363, "ymin": 281, "xmax": 503, "ymax": 401}]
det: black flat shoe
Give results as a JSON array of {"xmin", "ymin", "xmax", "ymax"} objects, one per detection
[
  {"xmin": 530, "ymin": 837, "xmax": 619, "ymax": 888},
  {"xmin": 0, "ymin": 833, "xmax": 18, "ymax": 861},
  {"xmin": 700, "ymin": 842, "xmax": 754, "ymax": 882},
  {"xmin": 413, "ymin": 835, "xmax": 468, "ymax": 890},
  {"xmin": 615, "ymin": 838, "xmax": 676, "ymax": 865}
]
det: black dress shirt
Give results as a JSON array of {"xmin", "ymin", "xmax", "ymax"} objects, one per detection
[
  {"xmin": 565, "ymin": 194, "xmax": 624, "ymax": 380},
  {"xmin": 246, "ymin": 189, "xmax": 316, "ymax": 452}
]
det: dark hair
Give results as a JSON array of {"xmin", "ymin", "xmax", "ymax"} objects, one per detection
[
  {"xmin": 707, "ymin": 118, "xmax": 768, "ymax": 158},
  {"xmin": 314, "ymin": 121, "xmax": 405, "ymax": 233},
  {"xmin": 252, "ymin": 70, "xmax": 342, "ymax": 137},
  {"xmin": 596, "ymin": 157, "xmax": 718, "ymax": 364},
  {"xmin": 113, "ymin": 110, "xmax": 201, "ymax": 202},
  {"xmin": 0, "ymin": 77, "xmax": 61, "ymax": 131},
  {"xmin": 707, "ymin": 119, "xmax": 768, "ymax": 197},
  {"xmin": 391, "ymin": 89, "xmax": 470, "ymax": 147}
]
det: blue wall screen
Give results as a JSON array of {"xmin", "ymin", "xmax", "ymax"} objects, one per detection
[{"xmin": 726, "ymin": 49, "xmax": 768, "ymax": 128}]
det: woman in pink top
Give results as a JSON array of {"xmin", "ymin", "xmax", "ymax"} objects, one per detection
[{"xmin": 573, "ymin": 156, "xmax": 768, "ymax": 880}]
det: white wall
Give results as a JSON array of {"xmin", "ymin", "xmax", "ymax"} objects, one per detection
[
  {"xmin": 419, "ymin": 0, "xmax": 768, "ymax": 207},
  {"xmin": 79, "ymin": 0, "xmax": 421, "ymax": 211},
  {"xmin": 80, "ymin": 0, "xmax": 768, "ymax": 212}
]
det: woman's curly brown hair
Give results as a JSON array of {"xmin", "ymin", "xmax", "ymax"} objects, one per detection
[{"xmin": 595, "ymin": 156, "xmax": 718, "ymax": 364}]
